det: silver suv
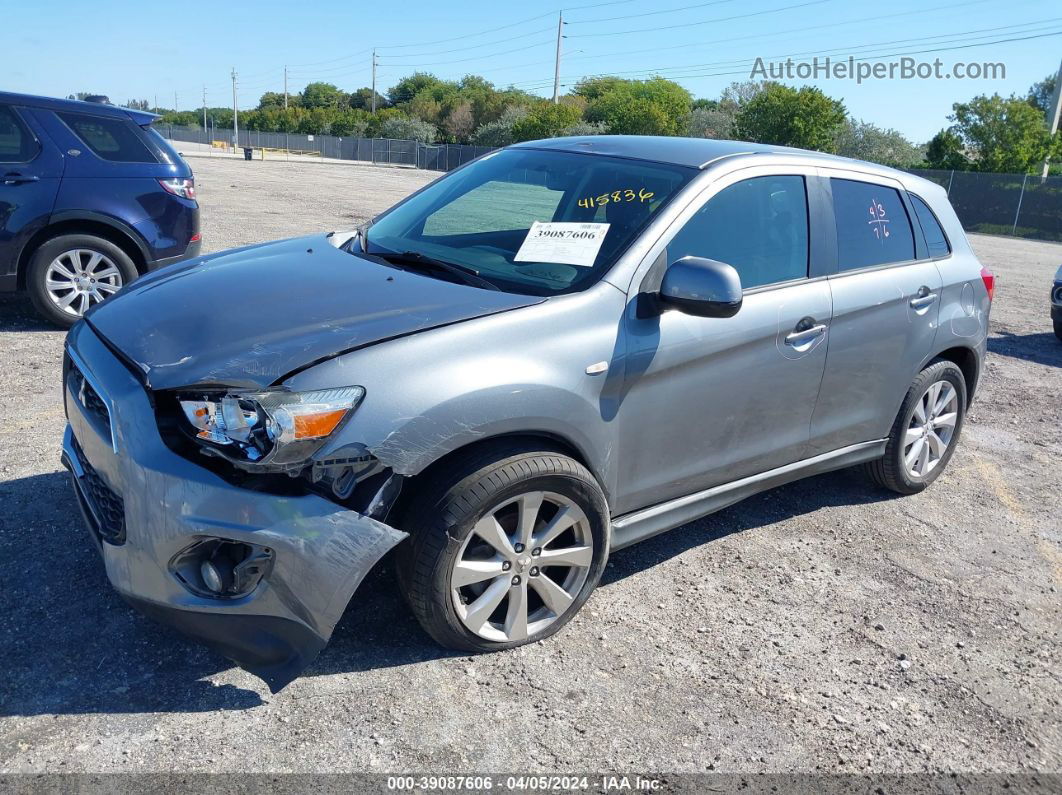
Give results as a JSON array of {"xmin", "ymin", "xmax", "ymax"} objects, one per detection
[{"xmin": 62, "ymin": 137, "xmax": 993, "ymax": 691}]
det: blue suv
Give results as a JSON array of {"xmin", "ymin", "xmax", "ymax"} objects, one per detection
[{"xmin": 0, "ymin": 92, "xmax": 200, "ymax": 326}]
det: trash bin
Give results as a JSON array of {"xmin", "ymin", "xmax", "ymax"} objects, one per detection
[{"xmin": 243, "ymin": 147, "xmax": 253, "ymax": 161}]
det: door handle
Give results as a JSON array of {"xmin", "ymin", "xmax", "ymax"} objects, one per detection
[
  {"xmin": 785, "ymin": 323, "xmax": 827, "ymax": 346},
  {"xmin": 1, "ymin": 173, "xmax": 40, "ymax": 185},
  {"xmin": 909, "ymin": 286, "xmax": 938, "ymax": 309}
]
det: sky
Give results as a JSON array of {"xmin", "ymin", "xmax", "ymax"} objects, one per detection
[{"xmin": 4, "ymin": 0, "xmax": 1060, "ymax": 142}]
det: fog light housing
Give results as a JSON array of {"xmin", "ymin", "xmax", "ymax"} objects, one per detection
[
  {"xmin": 170, "ymin": 539, "xmax": 274, "ymax": 599},
  {"xmin": 200, "ymin": 560, "xmax": 227, "ymax": 593}
]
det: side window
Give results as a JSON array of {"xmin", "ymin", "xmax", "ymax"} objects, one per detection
[
  {"xmin": 667, "ymin": 175, "xmax": 809, "ymax": 290},
  {"xmin": 910, "ymin": 194, "xmax": 951, "ymax": 258},
  {"xmin": 831, "ymin": 178, "xmax": 915, "ymax": 270},
  {"xmin": 55, "ymin": 111, "xmax": 157, "ymax": 163},
  {"xmin": 0, "ymin": 106, "xmax": 39, "ymax": 164}
]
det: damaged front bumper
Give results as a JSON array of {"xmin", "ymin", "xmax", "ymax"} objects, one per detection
[{"xmin": 60, "ymin": 322, "xmax": 407, "ymax": 692}]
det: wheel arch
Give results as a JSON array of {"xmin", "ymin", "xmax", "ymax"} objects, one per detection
[
  {"xmin": 928, "ymin": 345, "xmax": 980, "ymax": 407},
  {"xmin": 388, "ymin": 431, "xmax": 608, "ymax": 525},
  {"xmin": 16, "ymin": 215, "xmax": 149, "ymax": 288}
]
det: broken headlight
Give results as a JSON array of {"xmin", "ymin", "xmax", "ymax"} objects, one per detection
[{"xmin": 178, "ymin": 386, "xmax": 365, "ymax": 470}]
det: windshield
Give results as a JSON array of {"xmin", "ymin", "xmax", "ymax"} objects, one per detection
[{"xmin": 365, "ymin": 148, "xmax": 694, "ymax": 295}]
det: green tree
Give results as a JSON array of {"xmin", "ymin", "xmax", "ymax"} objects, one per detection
[
  {"xmin": 471, "ymin": 105, "xmax": 529, "ymax": 146},
  {"xmin": 511, "ymin": 102, "xmax": 583, "ymax": 142},
  {"xmin": 349, "ymin": 87, "xmax": 387, "ymax": 111},
  {"xmin": 687, "ymin": 107, "xmax": 735, "ymax": 139},
  {"xmin": 584, "ymin": 77, "xmax": 692, "ymax": 136},
  {"xmin": 572, "ymin": 76, "xmax": 629, "ymax": 102},
  {"xmin": 923, "ymin": 128, "xmax": 968, "ymax": 170},
  {"xmin": 950, "ymin": 93, "xmax": 1060, "ymax": 173},
  {"xmin": 833, "ymin": 119, "xmax": 923, "ymax": 167},
  {"xmin": 379, "ymin": 115, "xmax": 437, "ymax": 143},
  {"xmin": 442, "ymin": 101, "xmax": 476, "ymax": 142},
  {"xmin": 733, "ymin": 83, "xmax": 846, "ymax": 151},
  {"xmin": 300, "ymin": 82, "xmax": 347, "ymax": 110},
  {"xmin": 388, "ymin": 73, "xmax": 446, "ymax": 106},
  {"xmin": 1028, "ymin": 73, "xmax": 1058, "ymax": 115},
  {"xmin": 257, "ymin": 91, "xmax": 290, "ymax": 110}
]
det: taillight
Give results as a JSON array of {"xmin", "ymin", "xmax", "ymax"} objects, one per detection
[
  {"xmin": 158, "ymin": 177, "xmax": 195, "ymax": 200},
  {"xmin": 980, "ymin": 266, "xmax": 995, "ymax": 302}
]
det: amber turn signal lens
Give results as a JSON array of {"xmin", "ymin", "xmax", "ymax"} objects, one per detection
[{"xmin": 292, "ymin": 408, "xmax": 349, "ymax": 440}]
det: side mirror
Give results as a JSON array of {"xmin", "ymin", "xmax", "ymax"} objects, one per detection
[{"xmin": 659, "ymin": 256, "xmax": 743, "ymax": 318}]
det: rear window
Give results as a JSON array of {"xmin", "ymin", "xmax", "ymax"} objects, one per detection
[
  {"xmin": 910, "ymin": 194, "xmax": 951, "ymax": 257},
  {"xmin": 831, "ymin": 178, "xmax": 915, "ymax": 271},
  {"xmin": 0, "ymin": 105, "xmax": 38, "ymax": 163},
  {"xmin": 144, "ymin": 125, "xmax": 186, "ymax": 166},
  {"xmin": 56, "ymin": 111, "xmax": 157, "ymax": 163}
]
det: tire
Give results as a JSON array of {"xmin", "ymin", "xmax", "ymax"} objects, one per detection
[
  {"xmin": 864, "ymin": 360, "xmax": 967, "ymax": 495},
  {"xmin": 1054, "ymin": 319, "xmax": 1062, "ymax": 342},
  {"xmin": 27, "ymin": 234, "xmax": 139, "ymax": 328},
  {"xmin": 395, "ymin": 441, "xmax": 610, "ymax": 652}
]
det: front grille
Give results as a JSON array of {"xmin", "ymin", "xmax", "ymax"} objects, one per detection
[
  {"xmin": 68, "ymin": 358, "xmax": 111, "ymax": 430},
  {"xmin": 71, "ymin": 436, "xmax": 126, "ymax": 545}
]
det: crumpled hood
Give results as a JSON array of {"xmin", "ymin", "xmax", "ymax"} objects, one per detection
[{"xmin": 86, "ymin": 234, "xmax": 543, "ymax": 391}]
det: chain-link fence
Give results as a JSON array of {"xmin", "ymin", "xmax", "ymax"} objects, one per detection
[
  {"xmin": 159, "ymin": 124, "xmax": 490, "ymax": 172},
  {"xmin": 906, "ymin": 168, "xmax": 1062, "ymax": 242}
]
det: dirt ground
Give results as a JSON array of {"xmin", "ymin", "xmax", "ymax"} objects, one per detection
[{"xmin": 0, "ymin": 156, "xmax": 1059, "ymax": 775}]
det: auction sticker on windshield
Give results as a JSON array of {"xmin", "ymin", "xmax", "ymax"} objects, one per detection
[{"xmin": 514, "ymin": 222, "xmax": 610, "ymax": 267}]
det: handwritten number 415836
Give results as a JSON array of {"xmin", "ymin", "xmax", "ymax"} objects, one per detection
[{"xmin": 578, "ymin": 188, "xmax": 655, "ymax": 209}]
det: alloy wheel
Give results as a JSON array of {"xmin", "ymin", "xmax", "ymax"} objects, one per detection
[
  {"xmin": 903, "ymin": 379, "xmax": 959, "ymax": 479},
  {"xmin": 44, "ymin": 249, "xmax": 124, "ymax": 317},
  {"xmin": 450, "ymin": 491, "xmax": 594, "ymax": 643}
]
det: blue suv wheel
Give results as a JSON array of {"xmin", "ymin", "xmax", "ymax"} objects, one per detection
[{"xmin": 27, "ymin": 233, "xmax": 139, "ymax": 327}]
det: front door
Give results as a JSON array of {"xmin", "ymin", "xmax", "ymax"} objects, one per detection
[
  {"xmin": 0, "ymin": 104, "xmax": 62, "ymax": 284},
  {"xmin": 615, "ymin": 170, "xmax": 832, "ymax": 515}
]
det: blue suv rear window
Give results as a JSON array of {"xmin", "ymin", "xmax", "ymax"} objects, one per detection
[{"xmin": 56, "ymin": 111, "xmax": 157, "ymax": 163}]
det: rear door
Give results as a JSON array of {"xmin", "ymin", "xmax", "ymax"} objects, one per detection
[
  {"xmin": 0, "ymin": 104, "xmax": 63, "ymax": 284},
  {"xmin": 809, "ymin": 171, "xmax": 941, "ymax": 453}
]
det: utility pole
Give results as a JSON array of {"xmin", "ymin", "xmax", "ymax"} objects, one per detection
[
  {"xmin": 174, "ymin": 90, "xmax": 178, "ymax": 112},
  {"xmin": 153, "ymin": 93, "xmax": 158, "ymax": 114},
  {"xmin": 202, "ymin": 86, "xmax": 207, "ymax": 132},
  {"xmin": 284, "ymin": 65, "xmax": 288, "ymax": 110},
  {"xmin": 552, "ymin": 11, "xmax": 564, "ymax": 103},
  {"xmin": 231, "ymin": 68, "xmax": 239, "ymax": 152},
  {"xmin": 371, "ymin": 49, "xmax": 378, "ymax": 114},
  {"xmin": 1041, "ymin": 57, "xmax": 1062, "ymax": 180}
]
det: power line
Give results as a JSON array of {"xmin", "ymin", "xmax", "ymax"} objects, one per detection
[
  {"xmin": 570, "ymin": 17, "xmax": 1062, "ymax": 80},
  {"xmin": 283, "ymin": 1, "xmax": 630, "ymax": 67},
  {"xmin": 571, "ymin": 0, "xmax": 833, "ymax": 38},
  {"xmin": 567, "ymin": 0, "xmax": 740, "ymax": 25},
  {"xmin": 376, "ymin": 27, "xmax": 556, "ymax": 59},
  {"xmin": 559, "ymin": 0, "xmax": 1000, "ymax": 65},
  {"xmin": 571, "ymin": 29, "xmax": 1062, "ymax": 83}
]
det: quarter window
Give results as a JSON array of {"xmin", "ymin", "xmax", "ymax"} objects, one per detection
[
  {"xmin": 667, "ymin": 175, "xmax": 809, "ymax": 289},
  {"xmin": 0, "ymin": 106, "xmax": 38, "ymax": 163},
  {"xmin": 831, "ymin": 178, "xmax": 915, "ymax": 270},
  {"xmin": 56, "ymin": 111, "xmax": 157, "ymax": 163},
  {"xmin": 910, "ymin": 194, "xmax": 951, "ymax": 257}
]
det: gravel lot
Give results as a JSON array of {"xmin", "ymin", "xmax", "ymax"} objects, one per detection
[{"xmin": 0, "ymin": 156, "xmax": 1059, "ymax": 776}]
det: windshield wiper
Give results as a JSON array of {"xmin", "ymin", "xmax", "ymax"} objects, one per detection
[{"xmin": 371, "ymin": 250, "xmax": 500, "ymax": 291}]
